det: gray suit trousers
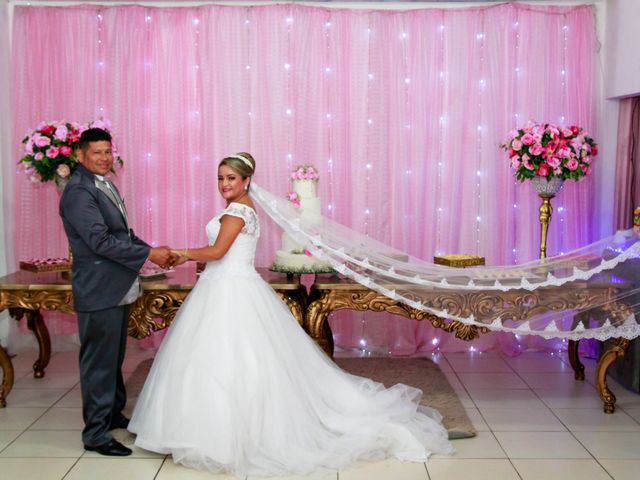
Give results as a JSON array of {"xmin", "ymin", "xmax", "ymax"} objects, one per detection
[{"xmin": 77, "ymin": 306, "xmax": 128, "ymax": 446}]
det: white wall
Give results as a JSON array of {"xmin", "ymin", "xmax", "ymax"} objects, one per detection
[
  {"xmin": 604, "ymin": 0, "xmax": 640, "ymax": 99},
  {"xmin": 1, "ymin": 0, "xmax": 10, "ymax": 277},
  {"xmin": 0, "ymin": 0, "xmax": 11, "ymax": 346},
  {"xmin": 594, "ymin": 0, "xmax": 640, "ymax": 237}
]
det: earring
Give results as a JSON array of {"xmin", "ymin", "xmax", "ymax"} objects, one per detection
[{"xmin": 244, "ymin": 185, "xmax": 248, "ymax": 190}]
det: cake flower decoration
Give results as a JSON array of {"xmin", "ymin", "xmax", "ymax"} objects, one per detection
[
  {"xmin": 289, "ymin": 165, "xmax": 320, "ymax": 181},
  {"xmin": 287, "ymin": 191, "xmax": 301, "ymax": 208}
]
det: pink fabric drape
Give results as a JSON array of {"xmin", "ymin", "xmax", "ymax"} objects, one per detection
[
  {"xmin": 613, "ymin": 96, "xmax": 640, "ymax": 230},
  {"xmin": 8, "ymin": 3, "xmax": 599, "ymax": 354}
]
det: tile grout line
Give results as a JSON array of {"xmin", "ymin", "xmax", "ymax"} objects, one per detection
[
  {"xmin": 422, "ymin": 460, "xmax": 431, "ymax": 479},
  {"xmin": 60, "ymin": 455, "xmax": 83, "ymax": 480},
  {"xmin": 4, "ymin": 348, "xmax": 638, "ymax": 479},
  {"xmin": 442, "ymin": 352, "xmax": 519, "ymax": 466},
  {"xmin": 492, "ymin": 366, "xmax": 619, "ymax": 480},
  {"xmin": 1, "ymin": 350, "xmax": 80, "ymax": 456},
  {"xmin": 452, "ymin": 352, "xmax": 615, "ymax": 477},
  {"xmin": 152, "ymin": 456, "xmax": 168, "ymax": 480}
]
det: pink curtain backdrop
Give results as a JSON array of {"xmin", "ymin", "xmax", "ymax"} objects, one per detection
[{"xmin": 8, "ymin": 3, "xmax": 599, "ymax": 355}]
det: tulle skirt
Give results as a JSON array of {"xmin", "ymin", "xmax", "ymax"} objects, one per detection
[{"xmin": 129, "ymin": 269, "xmax": 453, "ymax": 476}]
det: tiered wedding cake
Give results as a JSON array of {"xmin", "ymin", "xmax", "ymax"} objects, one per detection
[{"xmin": 271, "ymin": 166, "xmax": 333, "ymax": 273}]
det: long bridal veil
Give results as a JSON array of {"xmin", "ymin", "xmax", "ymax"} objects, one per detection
[{"xmin": 250, "ymin": 182, "xmax": 640, "ymax": 341}]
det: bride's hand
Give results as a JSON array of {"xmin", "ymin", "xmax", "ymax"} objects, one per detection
[{"xmin": 171, "ymin": 249, "xmax": 189, "ymax": 266}]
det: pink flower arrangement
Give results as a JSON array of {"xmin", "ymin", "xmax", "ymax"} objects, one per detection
[
  {"xmin": 501, "ymin": 120, "xmax": 597, "ymax": 182},
  {"xmin": 289, "ymin": 165, "xmax": 320, "ymax": 181},
  {"xmin": 19, "ymin": 119, "xmax": 124, "ymax": 183}
]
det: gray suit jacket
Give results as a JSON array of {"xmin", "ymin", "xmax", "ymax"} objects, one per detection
[{"xmin": 59, "ymin": 165, "xmax": 151, "ymax": 312}]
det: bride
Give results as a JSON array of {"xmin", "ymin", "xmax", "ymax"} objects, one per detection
[{"xmin": 128, "ymin": 152, "xmax": 454, "ymax": 476}]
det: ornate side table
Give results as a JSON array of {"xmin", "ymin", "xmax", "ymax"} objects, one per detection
[
  {"xmin": 0, "ymin": 267, "xmax": 307, "ymax": 407},
  {"xmin": 305, "ymin": 275, "xmax": 489, "ymax": 356},
  {"xmin": 305, "ymin": 274, "xmax": 634, "ymax": 413},
  {"xmin": 127, "ymin": 267, "xmax": 308, "ymax": 338}
]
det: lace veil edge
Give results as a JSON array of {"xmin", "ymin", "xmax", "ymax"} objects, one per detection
[{"xmin": 250, "ymin": 182, "xmax": 640, "ymax": 341}]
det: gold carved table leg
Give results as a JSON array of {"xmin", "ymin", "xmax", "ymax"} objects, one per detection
[
  {"xmin": 305, "ymin": 288, "xmax": 488, "ymax": 358},
  {"xmin": 0, "ymin": 345, "xmax": 14, "ymax": 408},
  {"xmin": 596, "ymin": 337, "xmax": 630, "ymax": 414},
  {"xmin": 10, "ymin": 308, "xmax": 51, "ymax": 378},
  {"xmin": 127, "ymin": 287, "xmax": 308, "ymax": 339},
  {"xmin": 567, "ymin": 339, "xmax": 585, "ymax": 381},
  {"xmin": 305, "ymin": 289, "xmax": 336, "ymax": 357},
  {"xmin": 276, "ymin": 286, "xmax": 308, "ymax": 327},
  {"xmin": 128, "ymin": 291, "xmax": 190, "ymax": 339}
]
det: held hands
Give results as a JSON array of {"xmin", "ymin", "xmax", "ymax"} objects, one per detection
[
  {"xmin": 148, "ymin": 246, "xmax": 192, "ymax": 269},
  {"xmin": 148, "ymin": 246, "xmax": 181, "ymax": 269},
  {"xmin": 171, "ymin": 249, "xmax": 189, "ymax": 266}
]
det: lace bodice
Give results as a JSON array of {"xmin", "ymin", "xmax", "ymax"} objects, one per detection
[{"xmin": 202, "ymin": 202, "xmax": 260, "ymax": 278}]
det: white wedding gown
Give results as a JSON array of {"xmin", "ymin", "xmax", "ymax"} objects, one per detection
[{"xmin": 129, "ymin": 202, "xmax": 453, "ymax": 476}]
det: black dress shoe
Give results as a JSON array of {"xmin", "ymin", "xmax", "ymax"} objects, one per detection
[
  {"xmin": 84, "ymin": 439, "xmax": 132, "ymax": 456},
  {"xmin": 109, "ymin": 415, "xmax": 130, "ymax": 430}
]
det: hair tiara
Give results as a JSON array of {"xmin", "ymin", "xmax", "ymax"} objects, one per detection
[{"xmin": 227, "ymin": 154, "xmax": 253, "ymax": 171}]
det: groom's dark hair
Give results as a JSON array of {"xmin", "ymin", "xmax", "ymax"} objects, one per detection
[{"xmin": 78, "ymin": 128, "xmax": 112, "ymax": 152}]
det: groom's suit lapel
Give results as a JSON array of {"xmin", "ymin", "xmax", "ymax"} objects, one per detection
[
  {"xmin": 77, "ymin": 166, "xmax": 129, "ymax": 231},
  {"xmin": 95, "ymin": 179, "xmax": 129, "ymax": 229}
]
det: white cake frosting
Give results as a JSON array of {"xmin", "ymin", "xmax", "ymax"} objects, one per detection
[{"xmin": 272, "ymin": 167, "xmax": 333, "ymax": 273}]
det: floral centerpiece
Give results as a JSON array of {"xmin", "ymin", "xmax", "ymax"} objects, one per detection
[
  {"xmin": 19, "ymin": 119, "xmax": 124, "ymax": 188},
  {"xmin": 286, "ymin": 165, "xmax": 320, "ymax": 208},
  {"xmin": 501, "ymin": 121, "xmax": 597, "ymax": 188}
]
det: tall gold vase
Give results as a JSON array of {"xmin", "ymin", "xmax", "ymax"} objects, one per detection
[{"xmin": 532, "ymin": 176, "xmax": 564, "ymax": 259}]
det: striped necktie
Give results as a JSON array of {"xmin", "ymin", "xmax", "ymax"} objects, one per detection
[{"xmin": 96, "ymin": 177, "xmax": 129, "ymax": 226}]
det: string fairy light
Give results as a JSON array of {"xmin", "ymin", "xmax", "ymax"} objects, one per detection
[
  {"xmin": 364, "ymin": 18, "xmax": 373, "ymax": 240},
  {"xmin": 96, "ymin": 11, "xmax": 105, "ymax": 119},
  {"xmin": 138, "ymin": 9, "xmax": 156, "ymax": 225},
  {"xmin": 193, "ymin": 14, "xmax": 201, "ymax": 130},
  {"xmin": 435, "ymin": 12, "xmax": 446, "ymax": 256},
  {"xmin": 399, "ymin": 13, "xmax": 412, "ymax": 245},
  {"xmin": 556, "ymin": 15, "xmax": 570, "ymax": 252},
  {"xmin": 245, "ymin": 9, "xmax": 253, "ymax": 136},
  {"xmin": 189, "ymin": 10, "xmax": 203, "ymax": 247},
  {"xmin": 324, "ymin": 10, "xmax": 335, "ymax": 218},
  {"xmin": 284, "ymin": 7, "xmax": 293, "ymax": 171},
  {"xmin": 511, "ymin": 11, "xmax": 521, "ymax": 265},
  {"xmin": 358, "ymin": 15, "xmax": 379, "ymax": 352},
  {"xmin": 474, "ymin": 13, "xmax": 487, "ymax": 253}
]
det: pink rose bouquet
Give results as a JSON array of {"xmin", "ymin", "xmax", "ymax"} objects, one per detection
[
  {"xmin": 19, "ymin": 119, "xmax": 124, "ymax": 183},
  {"xmin": 501, "ymin": 120, "xmax": 597, "ymax": 182}
]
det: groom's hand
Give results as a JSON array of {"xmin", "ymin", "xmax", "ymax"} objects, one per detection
[
  {"xmin": 148, "ymin": 246, "xmax": 172, "ymax": 268},
  {"xmin": 168, "ymin": 250, "xmax": 185, "ymax": 267},
  {"xmin": 170, "ymin": 250, "xmax": 188, "ymax": 266}
]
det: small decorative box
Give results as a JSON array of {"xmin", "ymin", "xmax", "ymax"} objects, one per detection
[
  {"xmin": 20, "ymin": 258, "xmax": 71, "ymax": 272},
  {"xmin": 433, "ymin": 254, "xmax": 485, "ymax": 268}
]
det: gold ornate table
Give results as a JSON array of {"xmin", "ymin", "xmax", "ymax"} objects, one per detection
[
  {"xmin": 0, "ymin": 267, "xmax": 307, "ymax": 407},
  {"xmin": 306, "ymin": 274, "xmax": 635, "ymax": 413}
]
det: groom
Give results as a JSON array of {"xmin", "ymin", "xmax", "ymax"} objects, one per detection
[{"xmin": 60, "ymin": 128, "xmax": 175, "ymax": 456}]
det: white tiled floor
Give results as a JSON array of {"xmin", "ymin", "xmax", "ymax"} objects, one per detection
[{"xmin": 1, "ymin": 346, "xmax": 640, "ymax": 479}]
